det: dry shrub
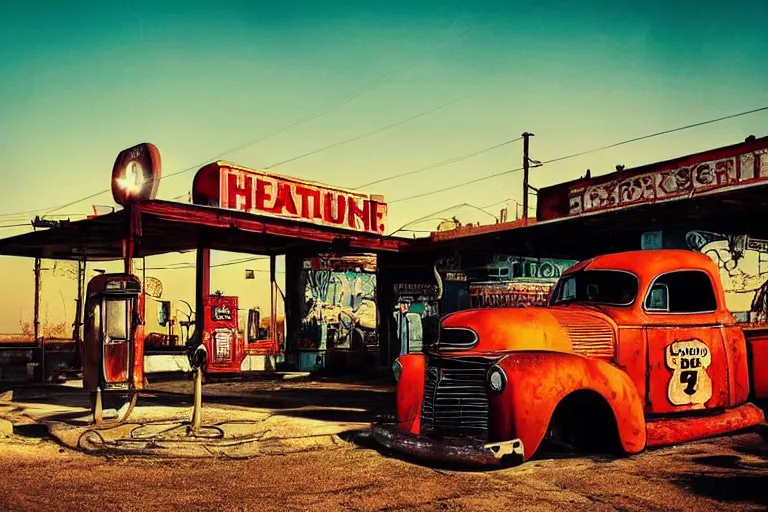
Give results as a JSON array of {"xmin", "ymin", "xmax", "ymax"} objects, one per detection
[
  {"xmin": 43, "ymin": 321, "xmax": 68, "ymax": 339},
  {"xmin": 18, "ymin": 317, "xmax": 33, "ymax": 338}
]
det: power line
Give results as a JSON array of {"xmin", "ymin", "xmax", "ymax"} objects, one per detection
[
  {"xmin": 540, "ymin": 105, "xmax": 768, "ymax": 166},
  {"xmin": 17, "ymin": 24, "xmax": 469, "ymax": 220},
  {"xmin": 265, "ymin": 98, "xmax": 465, "ymax": 169},
  {"xmin": 0, "ymin": 223, "xmax": 32, "ymax": 229},
  {"xmin": 354, "ymin": 136, "xmax": 523, "ymax": 189},
  {"xmin": 144, "ymin": 255, "xmax": 268, "ymax": 271},
  {"xmin": 390, "ymin": 165, "xmax": 525, "ymax": 204},
  {"xmin": 389, "ymin": 104, "xmax": 768, "ymax": 205},
  {"xmin": 387, "ymin": 202, "xmax": 474, "ymax": 236},
  {"xmin": 480, "ymin": 198, "xmax": 513, "ymax": 210}
]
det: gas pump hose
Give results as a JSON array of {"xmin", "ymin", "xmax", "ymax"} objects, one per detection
[{"xmin": 77, "ymin": 348, "xmax": 285, "ymax": 457}]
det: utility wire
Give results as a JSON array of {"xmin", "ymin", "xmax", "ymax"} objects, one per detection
[
  {"xmin": 12, "ymin": 24, "xmax": 469, "ymax": 220},
  {"xmin": 390, "ymin": 165, "xmax": 525, "ymax": 204},
  {"xmin": 265, "ymin": 98, "xmax": 465, "ymax": 169},
  {"xmin": 387, "ymin": 202, "xmax": 474, "ymax": 236},
  {"xmin": 389, "ymin": 104, "xmax": 768, "ymax": 204},
  {"xmin": 540, "ymin": 105, "xmax": 768, "ymax": 165},
  {"xmin": 144, "ymin": 255, "xmax": 268, "ymax": 271},
  {"xmin": 354, "ymin": 136, "xmax": 522, "ymax": 189}
]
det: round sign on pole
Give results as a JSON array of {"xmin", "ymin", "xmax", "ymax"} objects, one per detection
[
  {"xmin": 111, "ymin": 143, "xmax": 162, "ymax": 206},
  {"xmin": 144, "ymin": 276, "xmax": 164, "ymax": 299}
]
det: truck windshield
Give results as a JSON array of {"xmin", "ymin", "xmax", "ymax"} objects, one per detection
[{"xmin": 550, "ymin": 270, "xmax": 638, "ymax": 307}]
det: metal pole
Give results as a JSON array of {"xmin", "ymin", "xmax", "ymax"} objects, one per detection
[
  {"xmin": 189, "ymin": 365, "xmax": 203, "ymax": 434},
  {"xmin": 33, "ymin": 258, "xmax": 43, "ymax": 381},
  {"xmin": 270, "ymin": 255, "xmax": 277, "ymax": 343},
  {"xmin": 521, "ymin": 132, "xmax": 534, "ymax": 226},
  {"xmin": 73, "ymin": 259, "xmax": 85, "ymax": 370}
]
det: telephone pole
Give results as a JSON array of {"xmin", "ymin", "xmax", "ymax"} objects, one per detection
[
  {"xmin": 31, "ymin": 215, "xmax": 61, "ymax": 381},
  {"xmin": 33, "ymin": 258, "xmax": 41, "ymax": 345},
  {"xmin": 522, "ymin": 132, "xmax": 534, "ymax": 225}
]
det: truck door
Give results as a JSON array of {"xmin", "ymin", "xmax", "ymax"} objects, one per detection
[{"xmin": 643, "ymin": 269, "xmax": 731, "ymax": 414}]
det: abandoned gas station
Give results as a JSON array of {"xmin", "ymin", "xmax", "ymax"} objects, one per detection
[{"xmin": 2, "ymin": 134, "xmax": 768, "ymax": 384}]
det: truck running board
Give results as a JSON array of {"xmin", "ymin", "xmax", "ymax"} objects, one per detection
[{"xmin": 646, "ymin": 402, "xmax": 765, "ymax": 448}]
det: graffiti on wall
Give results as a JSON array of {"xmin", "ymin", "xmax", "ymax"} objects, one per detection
[
  {"xmin": 297, "ymin": 255, "xmax": 378, "ymax": 350},
  {"xmin": 470, "ymin": 282, "xmax": 554, "ymax": 308},
  {"xmin": 686, "ymin": 231, "xmax": 768, "ymax": 323},
  {"xmin": 567, "ymin": 147, "xmax": 768, "ymax": 217}
]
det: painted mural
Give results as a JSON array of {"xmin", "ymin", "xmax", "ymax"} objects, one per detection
[
  {"xmin": 297, "ymin": 254, "xmax": 378, "ymax": 351},
  {"xmin": 467, "ymin": 255, "xmax": 578, "ymax": 308},
  {"xmin": 685, "ymin": 231, "xmax": 768, "ymax": 323}
]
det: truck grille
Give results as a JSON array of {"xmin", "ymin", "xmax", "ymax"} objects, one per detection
[{"xmin": 420, "ymin": 356, "xmax": 494, "ymax": 440}]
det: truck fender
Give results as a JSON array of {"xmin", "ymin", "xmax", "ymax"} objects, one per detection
[
  {"xmin": 394, "ymin": 354, "xmax": 426, "ymax": 434},
  {"xmin": 494, "ymin": 351, "xmax": 647, "ymax": 460}
]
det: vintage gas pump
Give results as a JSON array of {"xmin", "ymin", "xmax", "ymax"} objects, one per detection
[
  {"xmin": 82, "ymin": 273, "xmax": 144, "ymax": 425},
  {"xmin": 195, "ymin": 292, "xmax": 243, "ymax": 374}
]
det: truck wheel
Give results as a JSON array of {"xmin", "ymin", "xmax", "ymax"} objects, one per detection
[{"xmin": 546, "ymin": 390, "xmax": 623, "ymax": 456}]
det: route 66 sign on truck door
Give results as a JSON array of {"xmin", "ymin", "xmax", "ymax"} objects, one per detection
[{"xmin": 665, "ymin": 339, "xmax": 713, "ymax": 407}]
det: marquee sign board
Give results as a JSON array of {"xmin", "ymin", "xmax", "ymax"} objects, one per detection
[
  {"xmin": 537, "ymin": 136, "xmax": 768, "ymax": 221},
  {"xmin": 192, "ymin": 162, "xmax": 388, "ymax": 235}
]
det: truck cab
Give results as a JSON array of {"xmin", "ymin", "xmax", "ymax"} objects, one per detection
[{"xmin": 374, "ymin": 249, "xmax": 767, "ymax": 467}]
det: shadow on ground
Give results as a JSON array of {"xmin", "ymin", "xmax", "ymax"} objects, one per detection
[
  {"xmin": 674, "ymin": 473, "xmax": 768, "ymax": 507},
  {"xmin": 670, "ymin": 426, "xmax": 768, "ymax": 508},
  {"xmin": 3, "ymin": 378, "xmax": 396, "ymax": 425}
]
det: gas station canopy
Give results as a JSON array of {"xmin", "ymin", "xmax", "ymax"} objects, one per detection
[{"xmin": 0, "ymin": 200, "xmax": 403, "ymax": 261}]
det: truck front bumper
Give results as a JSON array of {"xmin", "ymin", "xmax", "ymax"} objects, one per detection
[{"xmin": 371, "ymin": 422, "xmax": 525, "ymax": 468}]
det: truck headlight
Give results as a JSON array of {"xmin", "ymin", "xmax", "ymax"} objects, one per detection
[
  {"xmin": 488, "ymin": 366, "xmax": 506, "ymax": 394},
  {"xmin": 392, "ymin": 359, "xmax": 403, "ymax": 382}
]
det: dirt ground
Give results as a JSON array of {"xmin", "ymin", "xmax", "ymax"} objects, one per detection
[{"xmin": 0, "ymin": 377, "xmax": 766, "ymax": 512}]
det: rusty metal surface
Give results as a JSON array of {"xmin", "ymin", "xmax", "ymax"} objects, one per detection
[
  {"xmin": 371, "ymin": 422, "xmax": 525, "ymax": 468},
  {"xmin": 646, "ymin": 402, "xmax": 766, "ymax": 448}
]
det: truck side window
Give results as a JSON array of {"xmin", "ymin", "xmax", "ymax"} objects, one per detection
[
  {"xmin": 645, "ymin": 270, "xmax": 717, "ymax": 313},
  {"xmin": 646, "ymin": 284, "xmax": 669, "ymax": 311}
]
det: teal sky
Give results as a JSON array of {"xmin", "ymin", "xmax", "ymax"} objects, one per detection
[{"xmin": 1, "ymin": 0, "xmax": 767, "ymax": 332}]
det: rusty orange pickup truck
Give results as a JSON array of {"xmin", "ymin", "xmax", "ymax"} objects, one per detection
[{"xmin": 372, "ymin": 249, "xmax": 768, "ymax": 467}]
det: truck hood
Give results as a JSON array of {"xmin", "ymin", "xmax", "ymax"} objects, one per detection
[{"xmin": 436, "ymin": 305, "xmax": 617, "ymax": 359}]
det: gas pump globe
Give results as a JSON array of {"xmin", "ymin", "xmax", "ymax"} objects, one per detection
[{"xmin": 83, "ymin": 273, "xmax": 144, "ymax": 425}]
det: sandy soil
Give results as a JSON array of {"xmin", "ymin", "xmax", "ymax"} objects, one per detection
[
  {"xmin": 0, "ymin": 429, "xmax": 765, "ymax": 512},
  {"xmin": 0, "ymin": 377, "xmax": 765, "ymax": 512}
]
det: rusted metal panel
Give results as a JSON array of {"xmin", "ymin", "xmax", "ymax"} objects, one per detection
[
  {"xmin": 746, "ymin": 331, "xmax": 768, "ymax": 400},
  {"xmin": 645, "ymin": 402, "xmax": 764, "ymax": 447},
  {"xmin": 550, "ymin": 310, "xmax": 616, "ymax": 360}
]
